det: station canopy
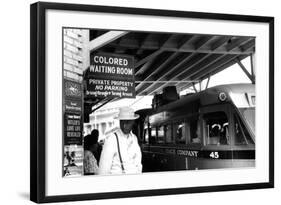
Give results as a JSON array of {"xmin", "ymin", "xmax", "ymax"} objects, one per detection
[{"xmin": 86, "ymin": 30, "xmax": 255, "ymax": 110}]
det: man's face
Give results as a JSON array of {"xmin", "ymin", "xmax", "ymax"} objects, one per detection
[{"xmin": 120, "ymin": 120, "xmax": 135, "ymax": 134}]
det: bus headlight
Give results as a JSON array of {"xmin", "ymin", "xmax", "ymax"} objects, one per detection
[{"xmin": 219, "ymin": 92, "xmax": 227, "ymax": 101}]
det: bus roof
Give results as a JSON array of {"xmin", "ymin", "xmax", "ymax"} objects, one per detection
[{"xmin": 156, "ymin": 83, "xmax": 255, "ymax": 112}]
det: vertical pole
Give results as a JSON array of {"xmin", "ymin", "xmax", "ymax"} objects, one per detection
[
  {"xmin": 205, "ymin": 76, "xmax": 210, "ymax": 90},
  {"xmin": 81, "ymin": 29, "xmax": 89, "ymax": 176},
  {"xmin": 82, "ymin": 29, "xmax": 90, "ymax": 71},
  {"xmin": 250, "ymin": 54, "xmax": 256, "ymax": 83}
]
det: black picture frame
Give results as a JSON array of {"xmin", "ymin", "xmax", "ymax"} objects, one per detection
[{"xmin": 30, "ymin": 2, "xmax": 274, "ymax": 203}]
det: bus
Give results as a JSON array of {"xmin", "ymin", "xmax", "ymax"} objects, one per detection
[{"xmin": 135, "ymin": 83, "xmax": 255, "ymax": 172}]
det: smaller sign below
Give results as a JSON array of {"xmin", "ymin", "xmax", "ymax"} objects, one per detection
[
  {"xmin": 64, "ymin": 79, "xmax": 82, "ymax": 99},
  {"xmin": 63, "ymin": 145, "xmax": 83, "ymax": 177},
  {"xmin": 65, "ymin": 99, "xmax": 82, "ymax": 113},
  {"xmin": 64, "ymin": 113, "xmax": 83, "ymax": 145},
  {"xmin": 86, "ymin": 78, "xmax": 135, "ymax": 98}
]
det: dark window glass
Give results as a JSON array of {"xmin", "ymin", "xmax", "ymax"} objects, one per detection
[
  {"xmin": 165, "ymin": 124, "xmax": 173, "ymax": 143},
  {"xmin": 175, "ymin": 121, "xmax": 187, "ymax": 144},
  {"xmin": 238, "ymin": 108, "xmax": 255, "ymax": 139},
  {"xmin": 150, "ymin": 126, "xmax": 157, "ymax": 144},
  {"xmin": 157, "ymin": 125, "xmax": 165, "ymax": 144},
  {"xmin": 203, "ymin": 111, "xmax": 229, "ymax": 145},
  {"xmin": 143, "ymin": 127, "xmax": 149, "ymax": 144},
  {"xmin": 190, "ymin": 119, "xmax": 201, "ymax": 143},
  {"xmin": 234, "ymin": 114, "xmax": 254, "ymax": 145}
]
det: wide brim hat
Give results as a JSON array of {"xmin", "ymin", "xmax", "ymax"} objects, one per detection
[{"xmin": 114, "ymin": 107, "xmax": 139, "ymax": 120}]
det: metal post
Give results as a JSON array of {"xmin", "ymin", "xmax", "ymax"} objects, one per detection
[
  {"xmin": 250, "ymin": 54, "xmax": 256, "ymax": 81},
  {"xmin": 236, "ymin": 58, "xmax": 255, "ymax": 84},
  {"xmin": 192, "ymin": 82, "xmax": 198, "ymax": 93},
  {"xmin": 205, "ymin": 76, "xmax": 210, "ymax": 90}
]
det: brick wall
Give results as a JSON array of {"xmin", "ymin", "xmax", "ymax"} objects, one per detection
[
  {"xmin": 63, "ymin": 28, "xmax": 89, "ymax": 177},
  {"xmin": 63, "ymin": 29, "xmax": 89, "ymax": 82}
]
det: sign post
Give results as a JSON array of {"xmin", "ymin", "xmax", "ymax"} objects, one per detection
[{"xmin": 63, "ymin": 79, "xmax": 84, "ymax": 177}]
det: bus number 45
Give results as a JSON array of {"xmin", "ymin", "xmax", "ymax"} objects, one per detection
[{"xmin": 210, "ymin": 152, "xmax": 219, "ymax": 159}]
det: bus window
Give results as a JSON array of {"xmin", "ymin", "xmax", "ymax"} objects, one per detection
[
  {"xmin": 203, "ymin": 111, "xmax": 229, "ymax": 145},
  {"xmin": 175, "ymin": 121, "xmax": 187, "ymax": 144},
  {"xmin": 150, "ymin": 126, "xmax": 157, "ymax": 144},
  {"xmin": 234, "ymin": 114, "xmax": 254, "ymax": 145},
  {"xmin": 238, "ymin": 108, "xmax": 255, "ymax": 139},
  {"xmin": 165, "ymin": 124, "xmax": 173, "ymax": 143},
  {"xmin": 157, "ymin": 125, "xmax": 165, "ymax": 144},
  {"xmin": 143, "ymin": 126, "xmax": 149, "ymax": 144},
  {"xmin": 190, "ymin": 119, "xmax": 201, "ymax": 143}
]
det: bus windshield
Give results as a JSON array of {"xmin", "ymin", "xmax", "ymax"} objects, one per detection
[{"xmin": 238, "ymin": 108, "xmax": 255, "ymax": 137}]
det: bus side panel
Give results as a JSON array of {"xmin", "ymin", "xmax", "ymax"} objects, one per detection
[
  {"xmin": 188, "ymin": 159, "xmax": 255, "ymax": 170},
  {"xmin": 155, "ymin": 153, "xmax": 175, "ymax": 171},
  {"xmin": 174, "ymin": 156, "xmax": 188, "ymax": 170},
  {"xmin": 232, "ymin": 159, "xmax": 255, "ymax": 168},
  {"xmin": 142, "ymin": 152, "xmax": 175, "ymax": 172},
  {"xmin": 190, "ymin": 158, "xmax": 234, "ymax": 170},
  {"xmin": 142, "ymin": 151, "xmax": 157, "ymax": 172}
]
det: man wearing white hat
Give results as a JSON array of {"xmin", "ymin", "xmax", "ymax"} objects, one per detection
[{"xmin": 98, "ymin": 107, "xmax": 142, "ymax": 175}]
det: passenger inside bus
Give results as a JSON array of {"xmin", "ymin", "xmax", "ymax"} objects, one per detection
[
  {"xmin": 220, "ymin": 123, "xmax": 229, "ymax": 144},
  {"xmin": 203, "ymin": 111, "xmax": 229, "ymax": 145},
  {"xmin": 175, "ymin": 122, "xmax": 187, "ymax": 144},
  {"xmin": 209, "ymin": 125, "xmax": 221, "ymax": 145}
]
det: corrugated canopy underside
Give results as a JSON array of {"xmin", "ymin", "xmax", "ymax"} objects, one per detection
[{"xmin": 90, "ymin": 30, "xmax": 255, "ymax": 96}]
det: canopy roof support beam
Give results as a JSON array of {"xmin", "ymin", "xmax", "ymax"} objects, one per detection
[
  {"xmin": 88, "ymin": 31, "xmax": 128, "ymax": 52},
  {"xmin": 236, "ymin": 58, "xmax": 255, "ymax": 84},
  {"xmin": 250, "ymin": 53, "xmax": 256, "ymax": 80},
  {"xmin": 192, "ymin": 82, "xmax": 198, "ymax": 93},
  {"xmin": 90, "ymin": 98, "xmax": 115, "ymax": 114},
  {"xmin": 205, "ymin": 76, "xmax": 211, "ymax": 90}
]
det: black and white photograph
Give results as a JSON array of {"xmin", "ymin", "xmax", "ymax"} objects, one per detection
[
  {"xmin": 62, "ymin": 29, "xmax": 256, "ymax": 177},
  {"xmin": 28, "ymin": 1, "xmax": 274, "ymax": 203}
]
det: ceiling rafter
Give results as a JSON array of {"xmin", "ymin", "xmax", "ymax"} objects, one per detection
[
  {"xmin": 136, "ymin": 33, "xmax": 153, "ymax": 55},
  {"xmin": 135, "ymin": 49, "xmax": 164, "ymax": 68},
  {"xmin": 226, "ymin": 37, "xmax": 253, "ymax": 51},
  {"xmin": 178, "ymin": 41, "xmax": 255, "ymax": 91},
  {"xmin": 194, "ymin": 35, "xmax": 215, "ymax": 50},
  {"xmin": 89, "ymin": 31, "xmax": 129, "ymax": 52},
  {"xmin": 104, "ymin": 40, "xmax": 254, "ymax": 55},
  {"xmin": 136, "ymin": 52, "xmax": 195, "ymax": 95},
  {"xmin": 89, "ymin": 30, "xmax": 256, "ymax": 97},
  {"xmin": 210, "ymin": 36, "xmax": 232, "ymax": 50},
  {"xmin": 136, "ymin": 52, "xmax": 180, "ymax": 91},
  {"xmin": 159, "ymin": 34, "xmax": 175, "ymax": 48},
  {"xmin": 166, "ymin": 53, "xmax": 208, "ymax": 79},
  {"xmin": 177, "ymin": 54, "xmax": 226, "ymax": 81},
  {"xmin": 135, "ymin": 60, "xmax": 155, "ymax": 76},
  {"xmin": 178, "ymin": 34, "xmax": 195, "ymax": 49},
  {"xmin": 179, "ymin": 55, "xmax": 242, "ymax": 91},
  {"xmin": 141, "ymin": 53, "xmax": 212, "ymax": 95},
  {"xmin": 240, "ymin": 39, "xmax": 255, "ymax": 51}
]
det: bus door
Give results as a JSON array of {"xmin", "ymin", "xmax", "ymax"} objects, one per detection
[
  {"xmin": 174, "ymin": 116, "xmax": 202, "ymax": 170},
  {"xmin": 141, "ymin": 121, "xmax": 175, "ymax": 172},
  {"xmin": 147, "ymin": 122, "xmax": 176, "ymax": 172},
  {"xmin": 141, "ymin": 122, "xmax": 151, "ymax": 172},
  {"xmin": 197, "ymin": 103, "xmax": 233, "ymax": 169}
]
